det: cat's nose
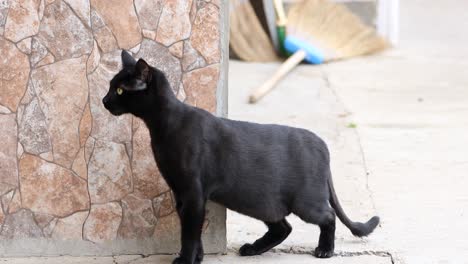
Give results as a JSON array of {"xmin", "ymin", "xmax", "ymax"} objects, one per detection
[{"xmin": 102, "ymin": 95, "xmax": 110, "ymax": 105}]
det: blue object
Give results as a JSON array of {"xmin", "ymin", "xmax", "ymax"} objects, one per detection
[{"xmin": 284, "ymin": 36, "xmax": 324, "ymax": 64}]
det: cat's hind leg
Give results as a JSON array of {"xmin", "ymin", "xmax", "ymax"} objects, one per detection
[
  {"xmin": 294, "ymin": 203, "xmax": 336, "ymax": 258},
  {"xmin": 315, "ymin": 211, "xmax": 336, "ymax": 258},
  {"xmin": 239, "ymin": 218, "xmax": 292, "ymax": 256}
]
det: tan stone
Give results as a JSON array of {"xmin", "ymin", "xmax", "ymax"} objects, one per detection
[
  {"xmin": 182, "ymin": 40, "xmax": 206, "ymax": 72},
  {"xmin": 0, "ymin": 0, "xmax": 9, "ymax": 29},
  {"xmin": 30, "ymin": 37, "xmax": 47, "ymax": 66},
  {"xmin": 90, "ymin": 7, "xmax": 104, "ymax": 28},
  {"xmin": 142, "ymin": 29, "xmax": 156, "ymax": 40},
  {"xmin": 87, "ymin": 140, "xmax": 132, "ymax": 203},
  {"xmin": 84, "ymin": 136, "xmax": 95, "ymax": 164},
  {"xmin": 17, "ymin": 95, "xmax": 27, "ymax": 123},
  {"xmin": 72, "ymin": 147, "xmax": 88, "ymax": 180},
  {"xmin": 0, "ymin": 114, "xmax": 18, "ymax": 196},
  {"xmin": 93, "ymin": 25, "xmax": 118, "ymax": 53},
  {"xmin": 0, "ymin": 37, "xmax": 30, "ymax": 112},
  {"xmin": 31, "ymin": 56, "xmax": 88, "ymax": 168},
  {"xmin": 99, "ymin": 50, "xmax": 121, "ymax": 72},
  {"xmin": 0, "ymin": 209, "xmax": 43, "ymax": 239},
  {"xmin": 190, "ymin": 3, "xmax": 220, "ymax": 64},
  {"xmin": 84, "ymin": 202, "xmax": 122, "ymax": 243},
  {"xmin": 0, "ymin": 184, "xmax": 16, "ymax": 200},
  {"xmin": 42, "ymin": 218, "xmax": 57, "ymax": 237},
  {"xmin": 33, "ymin": 213, "xmax": 55, "ymax": 229},
  {"xmin": 153, "ymin": 213, "xmax": 180, "ymax": 239},
  {"xmin": 118, "ymin": 194, "xmax": 157, "ymax": 239},
  {"xmin": 91, "ymin": 0, "xmax": 142, "ymax": 49},
  {"xmin": 19, "ymin": 154, "xmax": 90, "ymax": 217},
  {"xmin": 39, "ymin": 151, "xmax": 53, "ymax": 162},
  {"xmin": 0, "ymin": 189, "xmax": 22, "ymax": 217},
  {"xmin": 4, "ymin": 0, "xmax": 41, "ymax": 42},
  {"xmin": 17, "ymin": 37, "xmax": 32, "ymax": 54},
  {"xmin": 63, "ymin": 0, "xmax": 90, "ymax": 27},
  {"xmin": 134, "ymin": 0, "xmax": 163, "ymax": 31},
  {"xmin": 79, "ymin": 102, "xmax": 92, "ymax": 147},
  {"xmin": 20, "ymin": 81, "xmax": 36, "ymax": 106},
  {"xmin": 18, "ymin": 97, "xmax": 52, "ymax": 155},
  {"xmin": 155, "ymin": 0, "xmax": 192, "ymax": 46},
  {"xmin": 38, "ymin": 0, "xmax": 93, "ymax": 60},
  {"xmin": 129, "ymin": 43, "xmax": 141, "ymax": 54},
  {"xmin": 153, "ymin": 191, "xmax": 175, "ymax": 218},
  {"xmin": 169, "ymin": 41, "xmax": 184, "ymax": 58},
  {"xmin": 88, "ymin": 62, "xmax": 132, "ymax": 143},
  {"xmin": 125, "ymin": 141, "xmax": 133, "ymax": 160},
  {"xmin": 8, "ymin": 189, "xmax": 21, "ymax": 214},
  {"xmin": 189, "ymin": 0, "xmax": 197, "ymax": 22},
  {"xmin": 1, "ymin": 190, "xmax": 14, "ymax": 213},
  {"xmin": 137, "ymin": 39, "xmax": 182, "ymax": 92},
  {"xmin": 17, "ymin": 142, "xmax": 24, "ymax": 159},
  {"xmin": 87, "ymin": 41, "xmax": 100, "ymax": 74},
  {"xmin": 0, "ymin": 105, "xmax": 11, "ymax": 114},
  {"xmin": 132, "ymin": 118, "xmax": 169, "ymax": 199},
  {"xmin": 182, "ymin": 64, "xmax": 219, "ymax": 113},
  {"xmin": 0, "ymin": 205, "xmax": 5, "ymax": 225},
  {"xmin": 52, "ymin": 211, "xmax": 88, "ymax": 239},
  {"xmin": 177, "ymin": 83, "xmax": 187, "ymax": 102},
  {"xmin": 38, "ymin": 0, "xmax": 44, "ymax": 19},
  {"xmin": 36, "ymin": 52, "xmax": 55, "ymax": 67}
]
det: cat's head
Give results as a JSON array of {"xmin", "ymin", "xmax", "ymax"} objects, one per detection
[{"xmin": 102, "ymin": 50, "xmax": 153, "ymax": 117}]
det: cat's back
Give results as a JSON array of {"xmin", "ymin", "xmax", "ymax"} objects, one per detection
[
  {"xmin": 219, "ymin": 118, "xmax": 327, "ymax": 151},
  {"xmin": 179, "ymin": 106, "xmax": 329, "ymax": 164}
]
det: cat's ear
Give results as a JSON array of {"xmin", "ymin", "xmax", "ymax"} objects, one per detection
[
  {"xmin": 135, "ymin": 59, "xmax": 150, "ymax": 82},
  {"xmin": 121, "ymin": 50, "xmax": 136, "ymax": 68},
  {"xmin": 121, "ymin": 59, "xmax": 150, "ymax": 92}
]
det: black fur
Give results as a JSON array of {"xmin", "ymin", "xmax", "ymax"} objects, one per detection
[{"xmin": 102, "ymin": 51, "xmax": 380, "ymax": 264}]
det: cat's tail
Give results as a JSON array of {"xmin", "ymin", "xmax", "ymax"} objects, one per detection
[{"xmin": 328, "ymin": 177, "xmax": 380, "ymax": 237}]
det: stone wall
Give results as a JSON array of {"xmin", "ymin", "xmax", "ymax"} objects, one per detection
[{"xmin": 0, "ymin": 0, "xmax": 227, "ymax": 256}]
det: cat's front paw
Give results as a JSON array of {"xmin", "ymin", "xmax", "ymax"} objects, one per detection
[
  {"xmin": 314, "ymin": 247, "xmax": 334, "ymax": 258},
  {"xmin": 172, "ymin": 257, "xmax": 189, "ymax": 264},
  {"xmin": 172, "ymin": 257, "xmax": 200, "ymax": 264},
  {"xmin": 239, "ymin": 243, "xmax": 259, "ymax": 256}
]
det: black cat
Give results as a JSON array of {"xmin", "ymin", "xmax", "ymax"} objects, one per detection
[{"xmin": 102, "ymin": 51, "xmax": 380, "ymax": 264}]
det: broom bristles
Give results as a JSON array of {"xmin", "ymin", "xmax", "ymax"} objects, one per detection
[
  {"xmin": 287, "ymin": 0, "xmax": 388, "ymax": 61},
  {"xmin": 229, "ymin": 0, "xmax": 279, "ymax": 62}
]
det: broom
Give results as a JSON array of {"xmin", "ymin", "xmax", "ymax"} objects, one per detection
[
  {"xmin": 287, "ymin": 0, "xmax": 388, "ymax": 61},
  {"xmin": 249, "ymin": 0, "xmax": 388, "ymax": 103},
  {"xmin": 229, "ymin": 0, "xmax": 279, "ymax": 62}
]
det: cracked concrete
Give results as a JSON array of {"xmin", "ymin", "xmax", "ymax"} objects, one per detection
[{"xmin": 0, "ymin": 254, "xmax": 392, "ymax": 263}]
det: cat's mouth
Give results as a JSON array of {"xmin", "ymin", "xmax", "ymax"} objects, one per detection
[
  {"xmin": 109, "ymin": 109, "xmax": 125, "ymax": 116},
  {"xmin": 102, "ymin": 101, "xmax": 125, "ymax": 116},
  {"xmin": 104, "ymin": 104, "xmax": 125, "ymax": 116}
]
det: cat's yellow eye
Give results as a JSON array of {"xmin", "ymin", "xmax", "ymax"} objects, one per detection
[{"xmin": 116, "ymin": 87, "xmax": 123, "ymax": 95}]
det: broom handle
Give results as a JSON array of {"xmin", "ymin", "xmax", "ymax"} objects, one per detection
[
  {"xmin": 273, "ymin": 0, "xmax": 287, "ymax": 25},
  {"xmin": 249, "ymin": 50, "xmax": 307, "ymax": 103}
]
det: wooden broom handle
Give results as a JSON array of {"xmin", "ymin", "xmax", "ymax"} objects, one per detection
[
  {"xmin": 249, "ymin": 50, "xmax": 307, "ymax": 103},
  {"xmin": 273, "ymin": 0, "xmax": 287, "ymax": 25}
]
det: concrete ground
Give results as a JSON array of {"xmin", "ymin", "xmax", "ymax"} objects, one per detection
[
  {"xmin": 227, "ymin": 1, "xmax": 468, "ymax": 263},
  {"xmin": 1, "ymin": 0, "xmax": 466, "ymax": 263}
]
